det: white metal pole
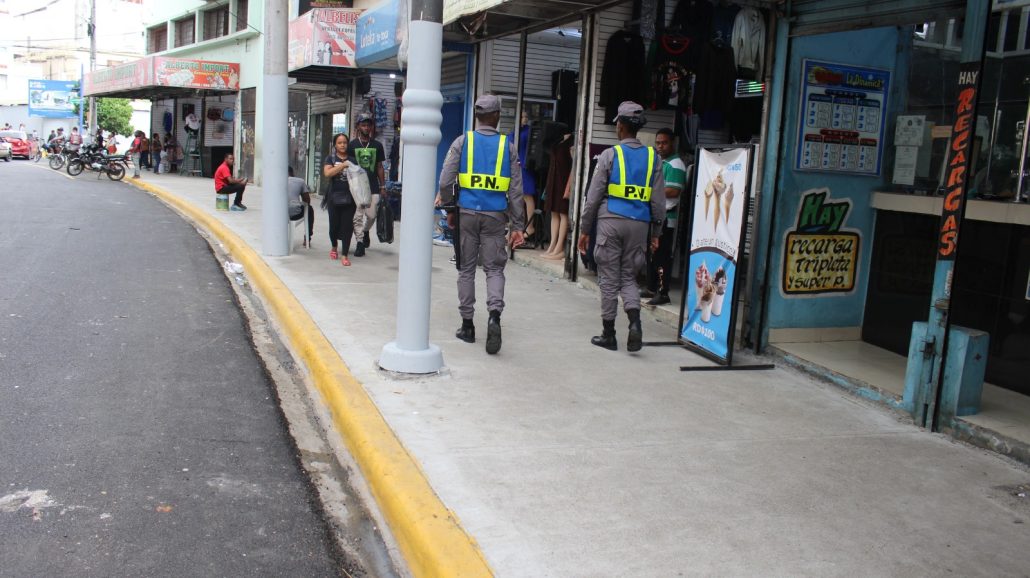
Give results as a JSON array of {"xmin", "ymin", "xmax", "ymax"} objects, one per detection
[
  {"xmin": 379, "ymin": 0, "xmax": 444, "ymax": 374},
  {"xmin": 261, "ymin": 0, "xmax": 290, "ymax": 256},
  {"xmin": 88, "ymin": 0, "xmax": 96, "ymax": 132}
]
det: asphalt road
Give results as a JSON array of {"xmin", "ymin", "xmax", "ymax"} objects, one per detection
[{"xmin": 0, "ymin": 162, "xmax": 343, "ymax": 576}]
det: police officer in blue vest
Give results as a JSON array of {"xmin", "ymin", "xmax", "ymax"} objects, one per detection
[
  {"xmin": 439, "ymin": 95, "xmax": 526, "ymax": 354},
  {"xmin": 578, "ymin": 101, "xmax": 666, "ymax": 352}
]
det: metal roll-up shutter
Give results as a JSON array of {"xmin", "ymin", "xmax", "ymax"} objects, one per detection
[
  {"xmin": 310, "ymin": 85, "xmax": 350, "ymax": 116},
  {"xmin": 790, "ymin": 0, "xmax": 966, "ymax": 37},
  {"xmin": 442, "ymin": 53, "xmax": 468, "ymax": 87}
]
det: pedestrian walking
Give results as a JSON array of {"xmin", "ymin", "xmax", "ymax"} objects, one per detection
[
  {"xmin": 214, "ymin": 153, "xmax": 248, "ymax": 211},
  {"xmin": 68, "ymin": 127, "xmax": 82, "ymax": 153},
  {"xmin": 644, "ymin": 127, "xmax": 688, "ymax": 306},
  {"xmin": 150, "ymin": 133, "xmax": 163, "ymax": 173},
  {"xmin": 438, "ymin": 94, "xmax": 526, "ymax": 355},
  {"xmin": 288, "ymin": 166, "xmax": 314, "ymax": 246},
  {"xmin": 139, "ymin": 132, "xmax": 151, "ymax": 169},
  {"xmin": 322, "ymin": 133, "xmax": 357, "ymax": 267},
  {"xmin": 577, "ymin": 101, "xmax": 665, "ymax": 352},
  {"xmin": 349, "ymin": 113, "xmax": 386, "ymax": 257},
  {"xmin": 129, "ymin": 131, "xmax": 144, "ymax": 178}
]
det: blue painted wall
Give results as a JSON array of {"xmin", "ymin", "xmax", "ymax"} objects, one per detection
[{"xmin": 766, "ymin": 26, "xmax": 906, "ymax": 329}]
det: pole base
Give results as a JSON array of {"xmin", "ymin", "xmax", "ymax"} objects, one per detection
[{"xmin": 379, "ymin": 341, "xmax": 444, "ymax": 374}]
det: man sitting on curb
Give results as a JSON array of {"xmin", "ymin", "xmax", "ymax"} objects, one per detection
[{"xmin": 214, "ymin": 153, "xmax": 248, "ymax": 211}]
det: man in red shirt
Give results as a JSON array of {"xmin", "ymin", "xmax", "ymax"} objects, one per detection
[{"xmin": 214, "ymin": 153, "xmax": 248, "ymax": 211}]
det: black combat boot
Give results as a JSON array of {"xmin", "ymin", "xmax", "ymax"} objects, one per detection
[
  {"xmin": 455, "ymin": 318, "xmax": 475, "ymax": 343},
  {"xmin": 626, "ymin": 309, "xmax": 643, "ymax": 352},
  {"xmin": 486, "ymin": 310, "xmax": 502, "ymax": 355},
  {"xmin": 591, "ymin": 319, "xmax": 618, "ymax": 351}
]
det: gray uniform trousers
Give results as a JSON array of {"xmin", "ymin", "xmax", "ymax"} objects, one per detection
[
  {"xmin": 594, "ymin": 216, "xmax": 648, "ymax": 321},
  {"xmin": 458, "ymin": 211, "xmax": 508, "ymax": 319}
]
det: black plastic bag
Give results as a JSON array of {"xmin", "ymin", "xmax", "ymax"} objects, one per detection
[{"xmin": 377, "ymin": 200, "xmax": 394, "ymax": 243}]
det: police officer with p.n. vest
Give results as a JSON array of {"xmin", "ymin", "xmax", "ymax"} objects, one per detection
[
  {"xmin": 439, "ymin": 95, "xmax": 526, "ymax": 355},
  {"xmin": 577, "ymin": 101, "xmax": 666, "ymax": 352}
]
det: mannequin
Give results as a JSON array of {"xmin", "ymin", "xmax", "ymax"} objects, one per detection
[
  {"xmin": 517, "ymin": 111, "xmax": 538, "ymax": 242},
  {"xmin": 543, "ymin": 133, "xmax": 574, "ymax": 260}
]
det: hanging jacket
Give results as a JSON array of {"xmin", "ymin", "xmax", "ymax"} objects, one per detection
[
  {"xmin": 458, "ymin": 131, "xmax": 512, "ymax": 212},
  {"xmin": 732, "ymin": 7, "xmax": 766, "ymax": 79}
]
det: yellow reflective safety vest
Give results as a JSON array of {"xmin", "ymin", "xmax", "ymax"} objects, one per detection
[
  {"xmin": 457, "ymin": 131, "xmax": 511, "ymax": 211},
  {"xmin": 606, "ymin": 145, "xmax": 655, "ymax": 222}
]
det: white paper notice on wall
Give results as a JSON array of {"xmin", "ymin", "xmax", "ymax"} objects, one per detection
[
  {"xmin": 895, "ymin": 115, "xmax": 926, "ymax": 147},
  {"xmin": 893, "ymin": 145, "xmax": 918, "ymax": 185}
]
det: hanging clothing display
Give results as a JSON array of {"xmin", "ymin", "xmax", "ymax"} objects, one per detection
[
  {"xmin": 649, "ymin": 34, "xmax": 699, "ymax": 112},
  {"xmin": 694, "ymin": 40, "xmax": 737, "ymax": 128},
  {"xmin": 732, "ymin": 7, "xmax": 766, "ymax": 80},
  {"xmin": 600, "ymin": 30, "xmax": 647, "ymax": 125},
  {"xmin": 544, "ymin": 136, "xmax": 574, "ymax": 215},
  {"xmin": 374, "ymin": 97, "xmax": 390, "ymax": 129},
  {"xmin": 517, "ymin": 124, "xmax": 537, "ymax": 197},
  {"xmin": 670, "ymin": 0, "xmax": 714, "ymax": 38},
  {"xmin": 711, "ymin": 3, "xmax": 739, "ymax": 45},
  {"xmin": 552, "ymin": 69, "xmax": 579, "ymax": 129}
]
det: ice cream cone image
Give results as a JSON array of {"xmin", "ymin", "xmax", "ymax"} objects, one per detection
[
  {"xmin": 712, "ymin": 268, "xmax": 728, "ymax": 316},
  {"xmin": 704, "ymin": 171, "xmax": 727, "ymax": 228},
  {"xmin": 723, "ymin": 183, "xmax": 734, "ymax": 225}
]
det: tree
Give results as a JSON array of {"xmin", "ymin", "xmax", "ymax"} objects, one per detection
[{"xmin": 74, "ymin": 98, "xmax": 134, "ymax": 137}]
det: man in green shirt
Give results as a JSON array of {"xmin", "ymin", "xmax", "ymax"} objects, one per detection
[{"xmin": 646, "ymin": 128, "xmax": 688, "ymax": 306}]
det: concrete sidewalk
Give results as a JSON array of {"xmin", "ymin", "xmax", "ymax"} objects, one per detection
[{"xmin": 128, "ymin": 173, "xmax": 1029, "ymax": 577}]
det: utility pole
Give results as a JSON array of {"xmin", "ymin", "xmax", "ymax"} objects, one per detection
[
  {"xmin": 378, "ymin": 0, "xmax": 444, "ymax": 374},
  {"xmin": 260, "ymin": 0, "xmax": 289, "ymax": 256},
  {"xmin": 88, "ymin": 0, "xmax": 96, "ymax": 133}
]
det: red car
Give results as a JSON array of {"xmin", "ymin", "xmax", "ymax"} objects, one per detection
[{"xmin": 0, "ymin": 130, "xmax": 39, "ymax": 159}]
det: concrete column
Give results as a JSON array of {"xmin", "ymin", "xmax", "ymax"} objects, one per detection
[
  {"xmin": 261, "ymin": 0, "xmax": 289, "ymax": 256},
  {"xmin": 379, "ymin": 0, "xmax": 444, "ymax": 374}
]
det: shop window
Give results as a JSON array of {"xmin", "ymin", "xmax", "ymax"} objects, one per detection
[
  {"xmin": 235, "ymin": 0, "xmax": 249, "ymax": 32},
  {"xmin": 203, "ymin": 6, "xmax": 230, "ymax": 41},
  {"xmin": 174, "ymin": 15, "xmax": 195, "ymax": 48},
  {"xmin": 148, "ymin": 25, "xmax": 167, "ymax": 54}
]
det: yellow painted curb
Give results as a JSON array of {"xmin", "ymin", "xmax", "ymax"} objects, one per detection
[{"xmin": 128, "ymin": 179, "xmax": 493, "ymax": 578}]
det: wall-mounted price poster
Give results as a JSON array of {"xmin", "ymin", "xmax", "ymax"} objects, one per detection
[{"xmin": 795, "ymin": 59, "xmax": 891, "ymax": 176}]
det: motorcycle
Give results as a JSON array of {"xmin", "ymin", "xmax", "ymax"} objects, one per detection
[{"xmin": 66, "ymin": 146, "xmax": 126, "ymax": 181}]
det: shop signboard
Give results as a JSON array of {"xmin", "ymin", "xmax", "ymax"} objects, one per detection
[
  {"xmin": 28, "ymin": 79, "xmax": 79, "ymax": 118},
  {"xmin": 153, "ymin": 57, "xmax": 240, "ymax": 90},
  {"xmin": 444, "ymin": 0, "xmax": 507, "ymax": 24},
  {"xmin": 356, "ymin": 0, "xmax": 406, "ymax": 67},
  {"xmin": 781, "ymin": 188, "xmax": 861, "ymax": 295},
  {"xmin": 795, "ymin": 60, "xmax": 890, "ymax": 176},
  {"xmin": 82, "ymin": 59, "xmax": 150, "ymax": 96},
  {"xmin": 937, "ymin": 62, "xmax": 982, "ymax": 261},
  {"xmin": 289, "ymin": 8, "xmax": 360, "ymax": 69},
  {"xmin": 679, "ymin": 145, "xmax": 754, "ymax": 364}
]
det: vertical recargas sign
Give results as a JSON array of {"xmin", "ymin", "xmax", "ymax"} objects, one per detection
[{"xmin": 937, "ymin": 62, "xmax": 981, "ymax": 261}]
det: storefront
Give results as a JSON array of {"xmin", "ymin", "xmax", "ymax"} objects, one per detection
[
  {"xmin": 744, "ymin": 0, "xmax": 1030, "ymax": 456},
  {"xmin": 83, "ymin": 56, "xmax": 242, "ymax": 178}
]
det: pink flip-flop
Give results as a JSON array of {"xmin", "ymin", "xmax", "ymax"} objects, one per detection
[{"xmin": 341, "ymin": 256, "xmax": 351, "ymax": 267}]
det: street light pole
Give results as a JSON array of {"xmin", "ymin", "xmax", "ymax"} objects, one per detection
[
  {"xmin": 379, "ymin": 0, "xmax": 444, "ymax": 374},
  {"xmin": 88, "ymin": 0, "xmax": 96, "ymax": 132},
  {"xmin": 260, "ymin": 0, "xmax": 289, "ymax": 256}
]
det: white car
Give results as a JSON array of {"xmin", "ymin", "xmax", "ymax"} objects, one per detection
[{"xmin": 0, "ymin": 138, "xmax": 12, "ymax": 161}]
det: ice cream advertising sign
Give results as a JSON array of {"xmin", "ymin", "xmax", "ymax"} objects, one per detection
[{"xmin": 680, "ymin": 146, "xmax": 753, "ymax": 364}]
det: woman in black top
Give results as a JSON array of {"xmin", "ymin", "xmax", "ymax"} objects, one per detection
[{"xmin": 322, "ymin": 133, "xmax": 357, "ymax": 266}]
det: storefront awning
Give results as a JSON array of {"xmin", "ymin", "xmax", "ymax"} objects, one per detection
[
  {"xmin": 442, "ymin": 0, "xmax": 625, "ymax": 42},
  {"xmin": 83, "ymin": 56, "xmax": 241, "ymax": 100}
]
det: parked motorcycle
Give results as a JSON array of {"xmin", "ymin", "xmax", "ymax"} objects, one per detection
[{"xmin": 66, "ymin": 147, "xmax": 126, "ymax": 181}]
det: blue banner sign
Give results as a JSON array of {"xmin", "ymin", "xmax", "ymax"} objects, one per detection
[
  {"xmin": 356, "ymin": 0, "xmax": 406, "ymax": 67},
  {"xmin": 29, "ymin": 79, "xmax": 79, "ymax": 118},
  {"xmin": 679, "ymin": 146, "xmax": 754, "ymax": 364}
]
